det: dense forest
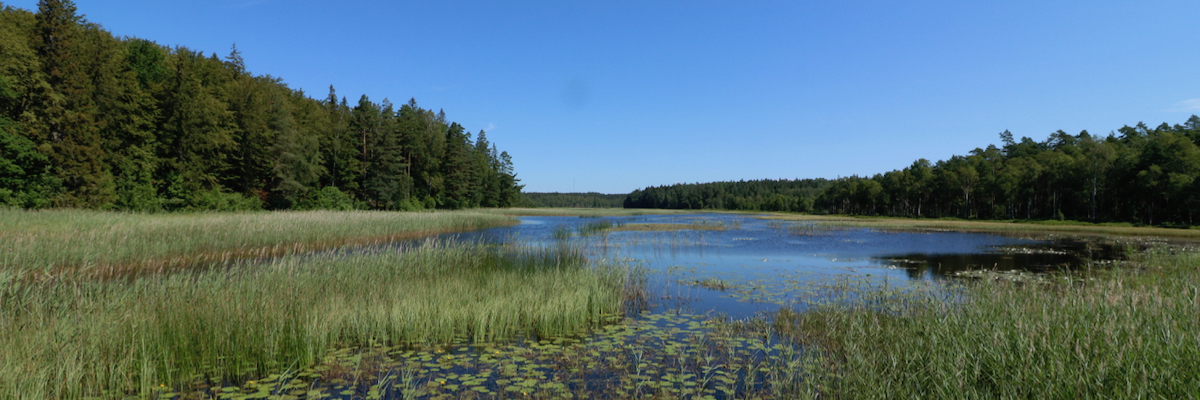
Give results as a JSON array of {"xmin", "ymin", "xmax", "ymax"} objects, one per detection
[
  {"xmin": 0, "ymin": 1, "xmax": 522, "ymax": 211},
  {"xmin": 626, "ymin": 116, "xmax": 1200, "ymax": 226},
  {"xmin": 520, "ymin": 192, "xmax": 625, "ymax": 208},
  {"xmin": 624, "ymin": 179, "xmax": 828, "ymax": 212}
]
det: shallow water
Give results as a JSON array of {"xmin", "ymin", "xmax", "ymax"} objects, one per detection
[
  {"xmin": 194, "ymin": 213, "xmax": 1128, "ymax": 400},
  {"xmin": 455, "ymin": 213, "xmax": 1119, "ymax": 319}
]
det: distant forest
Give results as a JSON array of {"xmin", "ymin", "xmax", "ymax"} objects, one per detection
[
  {"xmin": 626, "ymin": 116, "xmax": 1200, "ymax": 226},
  {"xmin": 521, "ymin": 192, "xmax": 625, "ymax": 208},
  {"xmin": 0, "ymin": 1, "xmax": 522, "ymax": 211}
]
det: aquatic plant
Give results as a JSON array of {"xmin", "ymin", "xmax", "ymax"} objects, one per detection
[
  {"xmin": 0, "ymin": 209, "xmax": 515, "ymax": 277},
  {"xmin": 0, "ymin": 241, "xmax": 642, "ymax": 398},
  {"xmin": 775, "ymin": 247, "xmax": 1200, "ymax": 398}
]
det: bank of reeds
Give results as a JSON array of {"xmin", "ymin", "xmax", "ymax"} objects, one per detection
[
  {"xmin": 481, "ymin": 208, "xmax": 686, "ymax": 217},
  {"xmin": 762, "ymin": 213, "xmax": 1200, "ymax": 239},
  {"xmin": 777, "ymin": 248, "xmax": 1200, "ymax": 398},
  {"xmin": 612, "ymin": 220, "xmax": 735, "ymax": 232},
  {"xmin": 0, "ymin": 209, "xmax": 514, "ymax": 277},
  {"xmin": 0, "ymin": 241, "xmax": 644, "ymax": 399}
]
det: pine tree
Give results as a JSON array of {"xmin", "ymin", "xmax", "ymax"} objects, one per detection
[{"xmin": 36, "ymin": 0, "xmax": 113, "ymax": 207}]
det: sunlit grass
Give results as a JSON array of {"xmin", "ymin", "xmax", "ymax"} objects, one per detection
[
  {"xmin": 760, "ymin": 212, "xmax": 1200, "ymax": 239},
  {"xmin": 0, "ymin": 209, "xmax": 515, "ymax": 277},
  {"xmin": 479, "ymin": 208, "xmax": 687, "ymax": 217},
  {"xmin": 774, "ymin": 248, "xmax": 1200, "ymax": 398},
  {"xmin": 0, "ymin": 241, "xmax": 644, "ymax": 399},
  {"xmin": 611, "ymin": 221, "xmax": 733, "ymax": 232}
]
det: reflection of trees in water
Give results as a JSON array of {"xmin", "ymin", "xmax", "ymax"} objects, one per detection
[{"xmin": 885, "ymin": 239, "xmax": 1127, "ymax": 279}]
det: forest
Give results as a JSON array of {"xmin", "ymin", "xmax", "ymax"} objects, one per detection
[
  {"xmin": 626, "ymin": 116, "xmax": 1200, "ymax": 226},
  {"xmin": 520, "ymin": 192, "xmax": 626, "ymax": 208},
  {"xmin": 0, "ymin": 1, "xmax": 522, "ymax": 211}
]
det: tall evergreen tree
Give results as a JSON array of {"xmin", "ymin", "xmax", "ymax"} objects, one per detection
[{"xmin": 35, "ymin": 0, "xmax": 113, "ymax": 207}]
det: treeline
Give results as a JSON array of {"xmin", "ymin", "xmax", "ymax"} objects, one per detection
[
  {"xmin": 624, "ymin": 179, "xmax": 829, "ymax": 212},
  {"xmin": 0, "ymin": 1, "xmax": 522, "ymax": 211},
  {"xmin": 626, "ymin": 116, "xmax": 1200, "ymax": 226},
  {"xmin": 520, "ymin": 192, "xmax": 626, "ymax": 208}
]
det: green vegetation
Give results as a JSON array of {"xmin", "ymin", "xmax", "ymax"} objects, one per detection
[
  {"xmin": 481, "ymin": 207, "xmax": 686, "ymax": 217},
  {"xmin": 611, "ymin": 221, "xmax": 735, "ymax": 232},
  {"xmin": 761, "ymin": 213, "xmax": 1200, "ymax": 239},
  {"xmin": 625, "ymin": 179, "xmax": 828, "ymax": 212},
  {"xmin": 520, "ymin": 192, "xmax": 627, "ymax": 208},
  {"xmin": 0, "ymin": 209, "xmax": 515, "ymax": 277},
  {"xmin": 0, "ymin": 241, "xmax": 643, "ymax": 399},
  {"xmin": 770, "ymin": 247, "xmax": 1200, "ymax": 398},
  {"xmin": 0, "ymin": 1, "xmax": 522, "ymax": 211},
  {"xmin": 626, "ymin": 116, "xmax": 1200, "ymax": 227},
  {"xmin": 137, "ymin": 312, "xmax": 803, "ymax": 400}
]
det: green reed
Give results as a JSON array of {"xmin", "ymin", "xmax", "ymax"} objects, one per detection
[
  {"xmin": 0, "ymin": 241, "xmax": 644, "ymax": 399},
  {"xmin": 0, "ymin": 209, "xmax": 514, "ymax": 277},
  {"xmin": 774, "ymin": 247, "xmax": 1200, "ymax": 398}
]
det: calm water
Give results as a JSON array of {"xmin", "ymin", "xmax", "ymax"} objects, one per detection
[
  {"xmin": 225, "ymin": 213, "xmax": 1127, "ymax": 400},
  {"xmin": 453, "ymin": 213, "xmax": 1120, "ymax": 319}
]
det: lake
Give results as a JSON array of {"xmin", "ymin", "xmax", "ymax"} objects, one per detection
[{"xmin": 455, "ymin": 212, "xmax": 1123, "ymax": 319}]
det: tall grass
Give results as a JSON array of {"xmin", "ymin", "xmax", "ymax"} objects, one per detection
[
  {"xmin": 480, "ymin": 208, "xmax": 686, "ymax": 217},
  {"xmin": 0, "ymin": 209, "xmax": 514, "ymax": 277},
  {"xmin": 761, "ymin": 213, "xmax": 1200, "ymax": 239},
  {"xmin": 0, "ymin": 241, "xmax": 644, "ymax": 399},
  {"xmin": 777, "ymin": 248, "xmax": 1200, "ymax": 398}
]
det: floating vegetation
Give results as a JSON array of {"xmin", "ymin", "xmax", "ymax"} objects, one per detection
[
  {"xmin": 692, "ymin": 277, "xmax": 731, "ymax": 291},
  {"xmin": 0, "ymin": 242, "xmax": 643, "ymax": 399},
  {"xmin": 577, "ymin": 219, "xmax": 622, "ymax": 236},
  {"xmin": 611, "ymin": 221, "xmax": 732, "ymax": 232},
  {"xmin": 172, "ymin": 313, "xmax": 807, "ymax": 400}
]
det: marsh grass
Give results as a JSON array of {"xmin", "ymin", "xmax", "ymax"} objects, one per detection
[
  {"xmin": 0, "ymin": 209, "xmax": 514, "ymax": 278},
  {"xmin": 611, "ymin": 220, "xmax": 734, "ymax": 232},
  {"xmin": 480, "ymin": 208, "xmax": 686, "ymax": 217},
  {"xmin": 761, "ymin": 213, "xmax": 1200, "ymax": 239},
  {"xmin": 775, "ymin": 248, "xmax": 1200, "ymax": 398},
  {"xmin": 0, "ymin": 241, "xmax": 643, "ymax": 399}
]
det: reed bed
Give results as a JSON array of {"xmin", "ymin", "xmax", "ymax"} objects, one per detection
[
  {"xmin": 480, "ymin": 208, "xmax": 686, "ymax": 217},
  {"xmin": 776, "ymin": 248, "xmax": 1200, "ymax": 398},
  {"xmin": 760, "ymin": 213, "xmax": 1200, "ymax": 239},
  {"xmin": 0, "ymin": 241, "xmax": 644, "ymax": 399},
  {"xmin": 0, "ymin": 209, "xmax": 514, "ymax": 277},
  {"xmin": 611, "ymin": 220, "xmax": 734, "ymax": 232}
]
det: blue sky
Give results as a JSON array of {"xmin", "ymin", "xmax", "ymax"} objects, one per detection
[{"xmin": 6, "ymin": 1, "xmax": 1200, "ymax": 193}]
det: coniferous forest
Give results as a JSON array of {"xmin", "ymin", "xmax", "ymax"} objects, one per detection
[
  {"xmin": 520, "ymin": 192, "xmax": 626, "ymax": 208},
  {"xmin": 626, "ymin": 116, "xmax": 1200, "ymax": 226},
  {"xmin": 0, "ymin": 1, "xmax": 522, "ymax": 211}
]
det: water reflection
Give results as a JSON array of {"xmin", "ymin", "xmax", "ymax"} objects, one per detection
[{"xmin": 453, "ymin": 213, "xmax": 1127, "ymax": 318}]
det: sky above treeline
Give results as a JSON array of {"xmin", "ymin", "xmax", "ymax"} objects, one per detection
[{"xmin": 6, "ymin": 0, "xmax": 1200, "ymax": 194}]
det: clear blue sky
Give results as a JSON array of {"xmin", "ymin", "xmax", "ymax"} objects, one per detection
[{"xmin": 6, "ymin": 0, "xmax": 1200, "ymax": 194}]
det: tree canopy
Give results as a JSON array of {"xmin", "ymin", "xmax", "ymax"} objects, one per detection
[
  {"xmin": 0, "ymin": 1, "xmax": 522, "ymax": 210},
  {"xmin": 626, "ymin": 116, "xmax": 1200, "ymax": 227}
]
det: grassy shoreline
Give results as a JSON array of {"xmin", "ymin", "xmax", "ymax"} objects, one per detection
[
  {"xmin": 762, "ymin": 247, "xmax": 1200, "ymax": 398},
  {"xmin": 0, "ymin": 241, "xmax": 644, "ymax": 399},
  {"xmin": 0, "ymin": 209, "xmax": 516, "ymax": 278},
  {"xmin": 757, "ymin": 212, "xmax": 1200, "ymax": 240}
]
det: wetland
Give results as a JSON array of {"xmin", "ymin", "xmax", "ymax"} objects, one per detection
[{"xmin": 2, "ymin": 210, "xmax": 1198, "ymax": 399}]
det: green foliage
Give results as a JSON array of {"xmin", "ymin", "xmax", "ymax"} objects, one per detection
[
  {"xmin": 778, "ymin": 249, "xmax": 1200, "ymax": 398},
  {"xmin": 0, "ymin": 2, "xmax": 523, "ymax": 212},
  {"xmin": 630, "ymin": 116, "xmax": 1200, "ymax": 227},
  {"xmin": 625, "ymin": 179, "xmax": 826, "ymax": 212},
  {"xmin": 0, "ymin": 118, "xmax": 54, "ymax": 208},
  {"xmin": 0, "ymin": 240, "xmax": 639, "ymax": 398},
  {"xmin": 294, "ymin": 185, "xmax": 358, "ymax": 211},
  {"xmin": 522, "ymin": 192, "xmax": 626, "ymax": 208},
  {"xmin": 185, "ymin": 187, "xmax": 262, "ymax": 211}
]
